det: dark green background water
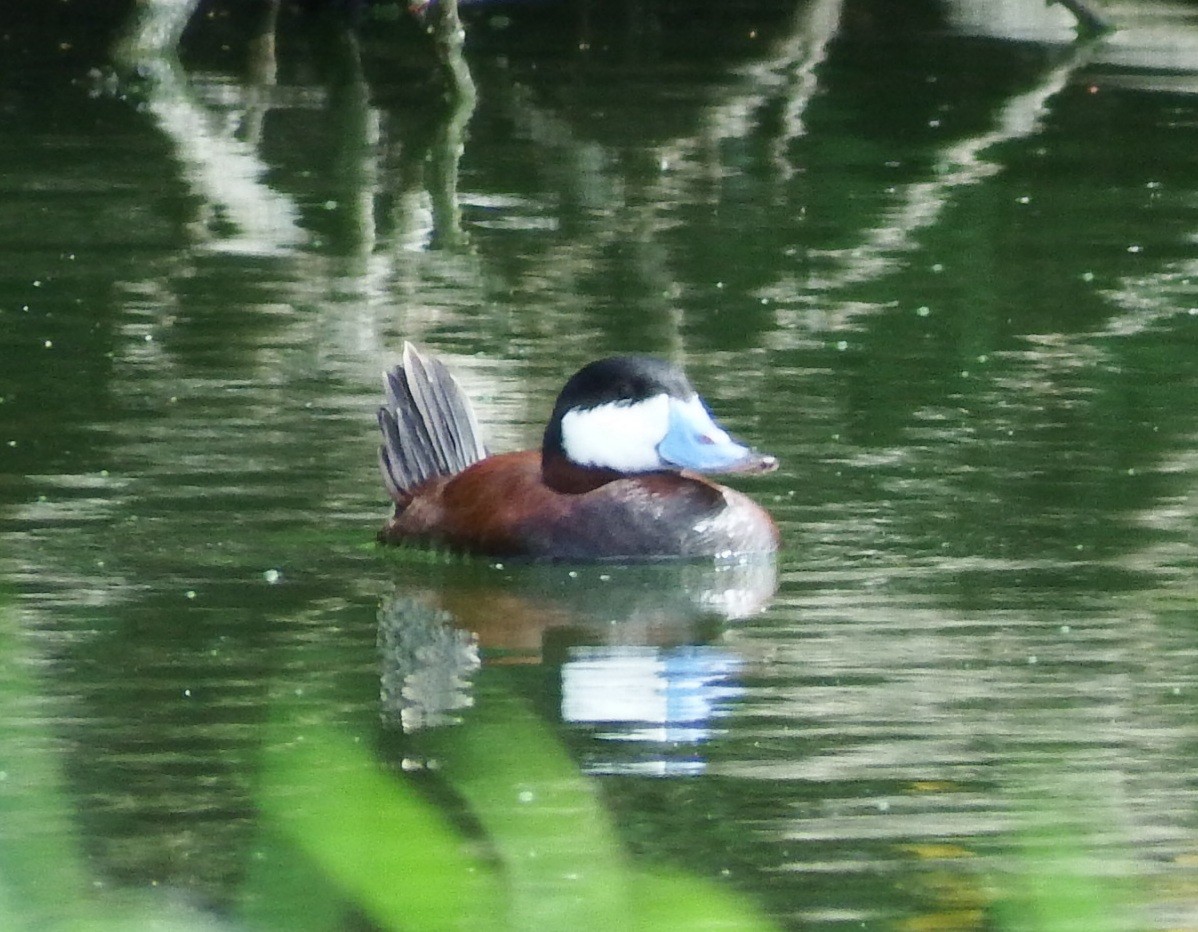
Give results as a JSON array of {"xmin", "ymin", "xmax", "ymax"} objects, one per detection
[{"xmin": 4, "ymin": 0, "xmax": 1198, "ymax": 928}]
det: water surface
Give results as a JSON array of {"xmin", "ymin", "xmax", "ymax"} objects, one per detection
[{"xmin": 3, "ymin": 0, "xmax": 1198, "ymax": 928}]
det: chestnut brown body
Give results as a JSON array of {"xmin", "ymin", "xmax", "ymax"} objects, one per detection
[{"xmin": 379, "ymin": 450, "xmax": 778, "ymax": 561}]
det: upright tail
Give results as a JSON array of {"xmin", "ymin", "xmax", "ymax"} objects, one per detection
[{"xmin": 378, "ymin": 343, "xmax": 488, "ymax": 504}]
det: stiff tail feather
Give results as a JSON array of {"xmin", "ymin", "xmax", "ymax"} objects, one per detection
[{"xmin": 378, "ymin": 343, "xmax": 488, "ymax": 503}]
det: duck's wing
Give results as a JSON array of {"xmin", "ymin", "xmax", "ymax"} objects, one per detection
[{"xmin": 378, "ymin": 343, "xmax": 488, "ymax": 504}]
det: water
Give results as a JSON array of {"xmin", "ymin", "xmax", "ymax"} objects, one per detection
[{"xmin": 3, "ymin": 0, "xmax": 1198, "ymax": 928}]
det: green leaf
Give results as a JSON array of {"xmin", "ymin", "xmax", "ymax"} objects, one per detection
[{"xmin": 258, "ymin": 717, "xmax": 503, "ymax": 932}]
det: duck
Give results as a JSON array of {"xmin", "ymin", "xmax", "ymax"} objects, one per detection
[{"xmin": 377, "ymin": 343, "xmax": 778, "ymax": 561}]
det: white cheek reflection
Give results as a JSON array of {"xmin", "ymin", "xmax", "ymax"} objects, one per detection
[
  {"xmin": 560, "ymin": 645, "xmax": 745, "ymax": 776},
  {"xmin": 560, "ymin": 393, "xmax": 670, "ymax": 471}
]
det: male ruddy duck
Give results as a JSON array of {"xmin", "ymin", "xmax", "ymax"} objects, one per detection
[{"xmin": 377, "ymin": 344, "xmax": 778, "ymax": 561}]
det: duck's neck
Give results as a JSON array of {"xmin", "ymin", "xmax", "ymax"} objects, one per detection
[{"xmin": 541, "ymin": 449, "xmax": 624, "ymax": 494}]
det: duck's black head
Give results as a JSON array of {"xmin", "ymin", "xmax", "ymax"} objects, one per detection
[{"xmin": 541, "ymin": 355, "xmax": 777, "ymax": 484}]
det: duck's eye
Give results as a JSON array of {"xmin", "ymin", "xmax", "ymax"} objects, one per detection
[{"xmin": 698, "ymin": 434, "xmax": 715, "ymax": 445}]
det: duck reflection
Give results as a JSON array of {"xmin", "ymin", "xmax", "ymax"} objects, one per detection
[{"xmin": 378, "ymin": 558, "xmax": 775, "ymax": 772}]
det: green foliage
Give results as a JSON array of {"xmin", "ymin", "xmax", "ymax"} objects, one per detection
[
  {"xmin": 990, "ymin": 779, "xmax": 1137, "ymax": 932},
  {"xmin": 254, "ymin": 686, "xmax": 780, "ymax": 931},
  {"xmin": 996, "ymin": 842, "xmax": 1128, "ymax": 932},
  {"xmin": 256, "ymin": 718, "xmax": 503, "ymax": 931},
  {"xmin": 0, "ymin": 598, "xmax": 226, "ymax": 932}
]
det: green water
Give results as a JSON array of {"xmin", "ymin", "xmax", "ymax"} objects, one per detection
[{"xmin": 4, "ymin": 0, "xmax": 1198, "ymax": 928}]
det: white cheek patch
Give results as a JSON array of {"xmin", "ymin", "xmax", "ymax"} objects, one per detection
[{"xmin": 560, "ymin": 393, "xmax": 671, "ymax": 472}]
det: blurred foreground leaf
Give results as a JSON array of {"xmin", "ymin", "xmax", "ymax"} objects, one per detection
[
  {"xmin": 434, "ymin": 689, "xmax": 778, "ymax": 931},
  {"xmin": 0, "ymin": 595, "xmax": 232, "ymax": 931},
  {"xmin": 993, "ymin": 777, "xmax": 1137, "ymax": 932},
  {"xmin": 257, "ymin": 682, "xmax": 779, "ymax": 931},
  {"xmin": 257, "ymin": 717, "xmax": 503, "ymax": 931},
  {"xmin": 429, "ymin": 691, "xmax": 635, "ymax": 930},
  {"xmin": 0, "ymin": 599, "xmax": 89, "ymax": 928},
  {"xmin": 2, "ymin": 586, "xmax": 777, "ymax": 931}
]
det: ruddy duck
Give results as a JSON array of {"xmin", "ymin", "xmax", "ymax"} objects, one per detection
[{"xmin": 377, "ymin": 344, "xmax": 778, "ymax": 561}]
